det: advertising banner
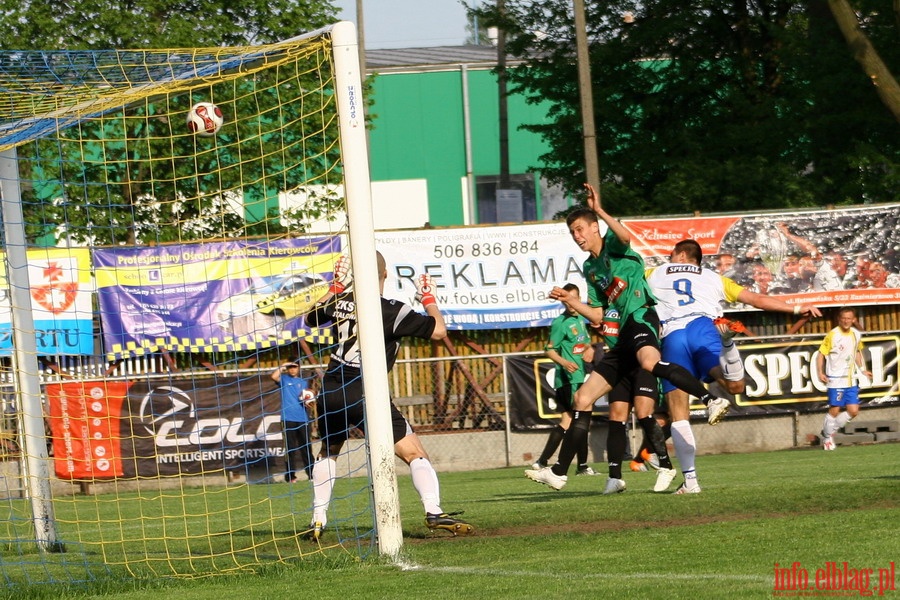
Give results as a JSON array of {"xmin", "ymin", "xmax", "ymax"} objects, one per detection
[
  {"xmin": 50, "ymin": 374, "xmax": 287, "ymax": 479},
  {"xmin": 728, "ymin": 335, "xmax": 899, "ymax": 416},
  {"xmin": 87, "ymin": 204, "xmax": 900, "ymax": 350},
  {"xmin": 93, "ymin": 238, "xmax": 340, "ymax": 359},
  {"xmin": 506, "ymin": 336, "xmax": 899, "ymax": 428},
  {"xmin": 376, "ymin": 224, "xmax": 587, "ymax": 329},
  {"xmin": 507, "ymin": 355, "xmax": 609, "ymax": 430},
  {"xmin": 377, "ymin": 204, "xmax": 900, "ymax": 330},
  {"xmin": 117, "ymin": 374, "xmax": 285, "ymax": 478},
  {"xmin": 625, "ymin": 206, "xmax": 900, "ymax": 310},
  {"xmin": 0, "ymin": 248, "xmax": 94, "ymax": 355},
  {"xmin": 46, "ymin": 381, "xmax": 130, "ymax": 479}
]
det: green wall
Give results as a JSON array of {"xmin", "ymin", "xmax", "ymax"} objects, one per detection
[{"xmin": 366, "ymin": 67, "xmax": 554, "ymax": 226}]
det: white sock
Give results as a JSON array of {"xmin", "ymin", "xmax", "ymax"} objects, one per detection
[
  {"xmin": 410, "ymin": 457, "xmax": 442, "ymax": 515},
  {"xmin": 311, "ymin": 457, "xmax": 336, "ymax": 525},
  {"xmin": 683, "ymin": 468, "xmax": 700, "ymax": 490},
  {"xmin": 823, "ymin": 414, "xmax": 838, "ymax": 438},
  {"xmin": 835, "ymin": 411, "xmax": 853, "ymax": 430},
  {"xmin": 719, "ymin": 340, "xmax": 744, "ymax": 381},
  {"xmin": 670, "ymin": 420, "xmax": 696, "ymax": 474}
]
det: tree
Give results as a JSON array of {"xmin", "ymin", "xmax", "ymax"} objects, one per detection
[
  {"xmin": 470, "ymin": 1, "xmax": 899, "ymax": 216},
  {"xmin": 828, "ymin": 0, "xmax": 900, "ymax": 122},
  {"xmin": 0, "ymin": 1, "xmax": 342, "ymax": 245},
  {"xmin": 0, "ymin": 1, "xmax": 339, "ymax": 50}
]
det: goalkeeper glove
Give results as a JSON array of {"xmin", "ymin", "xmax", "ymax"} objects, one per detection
[
  {"xmin": 415, "ymin": 274, "xmax": 437, "ymax": 308},
  {"xmin": 329, "ymin": 254, "xmax": 352, "ymax": 295}
]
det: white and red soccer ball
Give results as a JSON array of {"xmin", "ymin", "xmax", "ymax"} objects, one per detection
[{"xmin": 187, "ymin": 102, "xmax": 224, "ymax": 136}]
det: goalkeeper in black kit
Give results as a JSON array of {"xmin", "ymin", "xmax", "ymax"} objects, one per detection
[{"xmin": 302, "ymin": 251, "xmax": 474, "ymax": 541}]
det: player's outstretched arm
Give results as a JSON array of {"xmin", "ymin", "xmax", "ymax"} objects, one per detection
[
  {"xmin": 415, "ymin": 274, "xmax": 447, "ymax": 341},
  {"xmin": 775, "ymin": 222, "xmax": 820, "ymax": 259},
  {"xmin": 736, "ymin": 288, "xmax": 822, "ymax": 318},
  {"xmin": 583, "ymin": 182, "xmax": 631, "ymax": 245},
  {"xmin": 549, "ymin": 285, "xmax": 604, "ymax": 326}
]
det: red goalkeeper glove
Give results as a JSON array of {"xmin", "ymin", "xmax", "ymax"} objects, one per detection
[
  {"xmin": 415, "ymin": 274, "xmax": 437, "ymax": 307},
  {"xmin": 329, "ymin": 254, "xmax": 352, "ymax": 295}
]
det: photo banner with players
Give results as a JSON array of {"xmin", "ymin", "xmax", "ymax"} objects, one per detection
[
  {"xmin": 0, "ymin": 248, "xmax": 94, "ymax": 355},
  {"xmin": 376, "ymin": 203, "xmax": 900, "ymax": 330},
  {"xmin": 505, "ymin": 337, "xmax": 899, "ymax": 428},
  {"xmin": 47, "ymin": 374, "xmax": 289, "ymax": 479},
  {"xmin": 622, "ymin": 204, "xmax": 900, "ymax": 311},
  {"xmin": 93, "ymin": 237, "xmax": 340, "ymax": 359}
]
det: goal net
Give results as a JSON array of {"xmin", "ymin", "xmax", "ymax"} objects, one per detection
[{"xmin": 0, "ymin": 22, "xmax": 400, "ymax": 586}]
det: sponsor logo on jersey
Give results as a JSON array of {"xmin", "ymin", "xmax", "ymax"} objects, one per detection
[
  {"xmin": 604, "ymin": 278, "xmax": 627, "ymax": 303},
  {"xmin": 665, "ymin": 264, "xmax": 702, "ymax": 275}
]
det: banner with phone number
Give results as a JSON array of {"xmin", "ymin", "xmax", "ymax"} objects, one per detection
[
  {"xmin": 376, "ymin": 224, "xmax": 588, "ymax": 329},
  {"xmin": 377, "ymin": 203, "xmax": 900, "ymax": 330}
]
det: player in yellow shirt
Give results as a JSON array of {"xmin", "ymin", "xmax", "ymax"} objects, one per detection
[{"xmin": 817, "ymin": 307, "xmax": 871, "ymax": 451}]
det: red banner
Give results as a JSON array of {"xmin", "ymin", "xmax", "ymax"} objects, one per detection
[
  {"xmin": 46, "ymin": 381, "xmax": 130, "ymax": 479},
  {"xmin": 622, "ymin": 216, "xmax": 742, "ymax": 257},
  {"xmin": 47, "ymin": 375, "xmax": 287, "ymax": 480},
  {"xmin": 624, "ymin": 205, "xmax": 900, "ymax": 311}
]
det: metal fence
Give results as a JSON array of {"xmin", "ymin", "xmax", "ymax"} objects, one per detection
[{"xmin": 2, "ymin": 318, "xmax": 898, "ymax": 480}]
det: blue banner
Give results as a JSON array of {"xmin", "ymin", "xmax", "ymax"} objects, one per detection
[{"xmin": 94, "ymin": 238, "xmax": 340, "ymax": 358}]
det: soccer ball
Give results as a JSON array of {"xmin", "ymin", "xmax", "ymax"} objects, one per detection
[{"xmin": 186, "ymin": 102, "xmax": 224, "ymax": 136}]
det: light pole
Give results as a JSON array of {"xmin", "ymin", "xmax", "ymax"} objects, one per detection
[
  {"xmin": 355, "ymin": 0, "xmax": 366, "ymax": 74},
  {"xmin": 497, "ymin": 0, "xmax": 509, "ymax": 189},
  {"xmin": 573, "ymin": 0, "xmax": 600, "ymax": 196}
]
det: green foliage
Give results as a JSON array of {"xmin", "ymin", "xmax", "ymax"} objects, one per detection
[
  {"xmin": 0, "ymin": 2, "xmax": 343, "ymax": 245},
  {"xmin": 16, "ymin": 71, "xmax": 343, "ymax": 245},
  {"xmin": 472, "ymin": 0, "xmax": 900, "ymax": 214},
  {"xmin": 0, "ymin": 0, "xmax": 339, "ymax": 50}
]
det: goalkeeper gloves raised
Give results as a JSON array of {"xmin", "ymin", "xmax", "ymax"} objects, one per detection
[
  {"xmin": 415, "ymin": 274, "xmax": 437, "ymax": 307},
  {"xmin": 329, "ymin": 254, "xmax": 352, "ymax": 295}
]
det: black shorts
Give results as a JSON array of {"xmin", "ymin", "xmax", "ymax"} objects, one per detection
[
  {"xmin": 317, "ymin": 367, "xmax": 411, "ymax": 448},
  {"xmin": 553, "ymin": 383, "xmax": 576, "ymax": 412},
  {"xmin": 593, "ymin": 307, "xmax": 661, "ymax": 387},
  {"xmin": 608, "ymin": 368, "xmax": 661, "ymax": 406}
]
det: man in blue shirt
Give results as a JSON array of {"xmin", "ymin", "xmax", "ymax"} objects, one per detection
[{"xmin": 271, "ymin": 361, "xmax": 316, "ymax": 482}]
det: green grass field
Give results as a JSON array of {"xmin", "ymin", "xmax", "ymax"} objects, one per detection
[{"xmin": 6, "ymin": 442, "xmax": 900, "ymax": 600}]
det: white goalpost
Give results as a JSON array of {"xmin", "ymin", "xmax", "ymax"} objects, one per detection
[
  {"xmin": 331, "ymin": 20, "xmax": 404, "ymax": 559},
  {"xmin": 0, "ymin": 147, "xmax": 61, "ymax": 553}
]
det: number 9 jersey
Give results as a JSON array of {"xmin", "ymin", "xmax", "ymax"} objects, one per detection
[{"xmin": 645, "ymin": 263, "xmax": 743, "ymax": 338}]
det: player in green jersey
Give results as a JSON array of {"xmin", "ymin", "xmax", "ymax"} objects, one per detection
[
  {"xmin": 533, "ymin": 283, "xmax": 597, "ymax": 476},
  {"xmin": 526, "ymin": 183, "xmax": 727, "ymax": 492}
]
